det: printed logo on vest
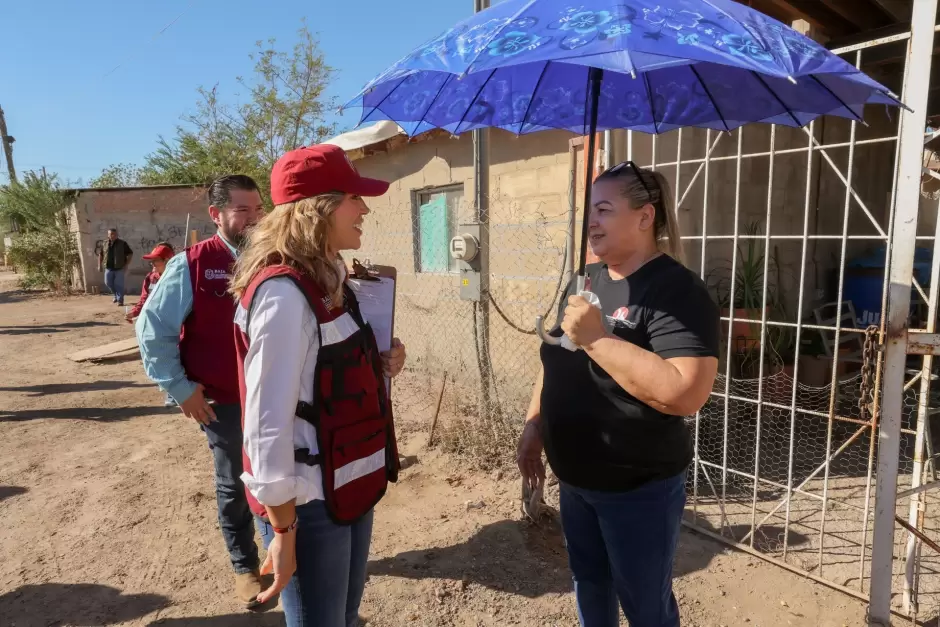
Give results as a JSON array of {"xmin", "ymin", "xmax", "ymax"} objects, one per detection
[{"xmin": 204, "ymin": 268, "xmax": 231, "ymax": 281}]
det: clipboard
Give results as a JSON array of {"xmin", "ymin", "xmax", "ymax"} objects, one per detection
[{"xmin": 346, "ymin": 258, "xmax": 397, "ymax": 397}]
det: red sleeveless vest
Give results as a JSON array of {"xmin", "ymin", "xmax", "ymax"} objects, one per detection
[
  {"xmin": 235, "ymin": 265, "xmax": 400, "ymax": 524},
  {"xmin": 179, "ymin": 234, "xmax": 240, "ymax": 405}
]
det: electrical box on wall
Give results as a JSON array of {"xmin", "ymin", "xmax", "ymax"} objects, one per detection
[{"xmin": 449, "ymin": 223, "xmax": 482, "ymax": 301}]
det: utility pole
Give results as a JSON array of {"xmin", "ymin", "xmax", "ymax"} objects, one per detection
[
  {"xmin": 0, "ymin": 105, "xmax": 16, "ymax": 183},
  {"xmin": 0, "ymin": 105, "xmax": 18, "ymax": 233},
  {"xmin": 473, "ymin": 0, "xmax": 494, "ymax": 423}
]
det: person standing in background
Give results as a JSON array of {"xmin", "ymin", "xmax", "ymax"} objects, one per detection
[
  {"xmin": 135, "ymin": 175, "xmax": 266, "ymax": 608},
  {"xmin": 97, "ymin": 228, "xmax": 133, "ymax": 306},
  {"xmin": 125, "ymin": 241, "xmax": 175, "ymax": 407},
  {"xmin": 125, "ymin": 242, "xmax": 175, "ymax": 324}
]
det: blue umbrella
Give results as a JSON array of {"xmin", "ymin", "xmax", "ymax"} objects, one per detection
[{"xmin": 343, "ymin": 0, "xmax": 905, "ymax": 342}]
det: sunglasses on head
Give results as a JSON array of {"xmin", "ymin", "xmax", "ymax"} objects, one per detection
[
  {"xmin": 603, "ymin": 160, "xmax": 655, "ymax": 200},
  {"xmin": 603, "ymin": 161, "xmax": 666, "ymax": 226}
]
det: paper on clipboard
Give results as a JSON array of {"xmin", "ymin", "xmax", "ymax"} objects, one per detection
[{"xmin": 346, "ymin": 265, "xmax": 396, "ymax": 395}]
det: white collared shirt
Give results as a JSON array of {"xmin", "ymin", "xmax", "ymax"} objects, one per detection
[{"xmin": 236, "ymin": 262, "xmax": 359, "ymax": 508}]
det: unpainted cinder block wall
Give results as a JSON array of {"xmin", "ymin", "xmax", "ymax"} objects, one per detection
[
  {"xmin": 69, "ymin": 186, "xmax": 213, "ymax": 294},
  {"xmin": 354, "ymin": 129, "xmax": 573, "ymax": 406}
]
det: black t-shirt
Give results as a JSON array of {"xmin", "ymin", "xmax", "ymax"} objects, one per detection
[{"xmin": 539, "ymin": 255, "xmax": 719, "ymax": 492}]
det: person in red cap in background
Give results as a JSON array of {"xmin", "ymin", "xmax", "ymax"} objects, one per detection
[
  {"xmin": 125, "ymin": 242, "xmax": 175, "ymax": 324},
  {"xmin": 126, "ymin": 241, "xmax": 176, "ymax": 407},
  {"xmin": 230, "ymin": 144, "xmax": 406, "ymax": 627}
]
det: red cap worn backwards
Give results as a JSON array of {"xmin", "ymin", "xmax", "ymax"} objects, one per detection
[{"xmin": 270, "ymin": 144, "xmax": 390, "ymax": 205}]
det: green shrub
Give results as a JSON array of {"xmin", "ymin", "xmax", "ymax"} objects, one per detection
[{"xmin": 0, "ymin": 171, "xmax": 77, "ymax": 292}]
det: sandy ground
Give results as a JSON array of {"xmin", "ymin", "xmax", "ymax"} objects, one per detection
[{"xmin": 0, "ymin": 269, "xmax": 872, "ymax": 627}]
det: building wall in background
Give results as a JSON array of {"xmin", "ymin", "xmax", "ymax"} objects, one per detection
[{"xmin": 69, "ymin": 186, "xmax": 212, "ymax": 294}]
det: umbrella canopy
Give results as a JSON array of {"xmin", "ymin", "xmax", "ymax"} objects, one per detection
[{"xmin": 345, "ymin": 0, "xmax": 904, "ymax": 136}]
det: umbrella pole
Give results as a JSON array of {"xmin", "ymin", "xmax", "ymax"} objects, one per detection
[{"xmin": 536, "ymin": 67, "xmax": 604, "ymax": 345}]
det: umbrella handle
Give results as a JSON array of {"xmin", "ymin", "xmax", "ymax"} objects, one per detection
[
  {"xmin": 535, "ymin": 275, "xmax": 585, "ymax": 346},
  {"xmin": 535, "ymin": 315, "xmax": 561, "ymax": 345}
]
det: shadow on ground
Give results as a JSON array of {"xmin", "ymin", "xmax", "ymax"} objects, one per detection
[
  {"xmin": 368, "ymin": 518, "xmax": 570, "ymax": 597},
  {"xmin": 683, "ymin": 514, "xmax": 811, "ymax": 555},
  {"xmin": 0, "ymin": 485, "xmax": 27, "ymax": 503},
  {"xmin": 367, "ymin": 508, "xmax": 813, "ymax": 600},
  {"xmin": 0, "ymin": 380, "xmax": 151, "ymax": 396},
  {"xmin": 148, "ymin": 614, "xmax": 288, "ymax": 626},
  {"xmin": 0, "ymin": 404, "xmax": 178, "ymax": 422},
  {"xmin": 368, "ymin": 512, "xmax": 737, "ymax": 598},
  {"xmin": 0, "ymin": 583, "xmax": 168, "ymax": 626},
  {"xmin": 0, "ymin": 288, "xmax": 44, "ymax": 306},
  {"xmin": 0, "ymin": 321, "xmax": 114, "ymax": 335}
]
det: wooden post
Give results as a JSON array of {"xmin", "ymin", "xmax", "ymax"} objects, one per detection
[{"xmin": 427, "ymin": 375, "xmax": 447, "ymax": 447}]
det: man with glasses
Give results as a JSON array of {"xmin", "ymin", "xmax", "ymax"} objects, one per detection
[{"xmin": 136, "ymin": 175, "xmax": 266, "ymax": 608}]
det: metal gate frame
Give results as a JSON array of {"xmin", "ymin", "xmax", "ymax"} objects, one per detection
[
  {"xmin": 614, "ymin": 8, "xmax": 939, "ymax": 624},
  {"xmin": 870, "ymin": 2, "xmax": 938, "ymax": 625}
]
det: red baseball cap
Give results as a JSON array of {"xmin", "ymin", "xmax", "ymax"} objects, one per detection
[
  {"xmin": 142, "ymin": 243, "xmax": 174, "ymax": 261},
  {"xmin": 270, "ymin": 144, "xmax": 389, "ymax": 205}
]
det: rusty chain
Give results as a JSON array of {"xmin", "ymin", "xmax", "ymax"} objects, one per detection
[{"xmin": 859, "ymin": 325, "xmax": 880, "ymax": 423}]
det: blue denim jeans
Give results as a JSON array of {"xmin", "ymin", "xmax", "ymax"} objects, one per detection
[
  {"xmin": 258, "ymin": 500, "xmax": 373, "ymax": 627},
  {"xmin": 104, "ymin": 268, "xmax": 125, "ymax": 304},
  {"xmin": 201, "ymin": 403, "xmax": 259, "ymax": 574},
  {"xmin": 560, "ymin": 471, "xmax": 687, "ymax": 627}
]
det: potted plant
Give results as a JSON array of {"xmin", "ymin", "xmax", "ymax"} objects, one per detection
[{"xmin": 707, "ymin": 222, "xmax": 780, "ymax": 352}]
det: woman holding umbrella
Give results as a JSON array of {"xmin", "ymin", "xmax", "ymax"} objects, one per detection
[
  {"xmin": 339, "ymin": 3, "xmax": 901, "ymax": 626},
  {"xmin": 517, "ymin": 162, "xmax": 719, "ymax": 627}
]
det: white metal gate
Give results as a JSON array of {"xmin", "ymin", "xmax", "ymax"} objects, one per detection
[{"xmin": 619, "ymin": 7, "xmax": 940, "ymax": 623}]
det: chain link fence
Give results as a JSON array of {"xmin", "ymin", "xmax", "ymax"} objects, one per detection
[{"xmin": 357, "ymin": 190, "xmax": 572, "ymax": 464}]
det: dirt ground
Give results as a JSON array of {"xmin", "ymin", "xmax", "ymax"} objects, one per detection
[{"xmin": 0, "ymin": 269, "xmax": 872, "ymax": 627}]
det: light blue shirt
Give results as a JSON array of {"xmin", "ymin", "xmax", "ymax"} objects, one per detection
[{"xmin": 135, "ymin": 233, "xmax": 239, "ymax": 404}]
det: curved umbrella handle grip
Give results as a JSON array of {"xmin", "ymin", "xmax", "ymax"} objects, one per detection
[
  {"xmin": 535, "ymin": 274, "xmax": 584, "ymax": 346},
  {"xmin": 535, "ymin": 315, "xmax": 561, "ymax": 345}
]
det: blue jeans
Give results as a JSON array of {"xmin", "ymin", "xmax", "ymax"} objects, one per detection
[
  {"xmin": 201, "ymin": 403, "xmax": 259, "ymax": 574},
  {"xmin": 104, "ymin": 268, "xmax": 126, "ymax": 304},
  {"xmin": 258, "ymin": 500, "xmax": 373, "ymax": 627},
  {"xmin": 560, "ymin": 471, "xmax": 687, "ymax": 627}
]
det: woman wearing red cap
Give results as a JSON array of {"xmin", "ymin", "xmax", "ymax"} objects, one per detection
[{"xmin": 230, "ymin": 143, "xmax": 406, "ymax": 625}]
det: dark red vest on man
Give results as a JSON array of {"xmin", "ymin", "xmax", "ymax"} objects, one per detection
[
  {"xmin": 235, "ymin": 265, "xmax": 399, "ymax": 525},
  {"xmin": 179, "ymin": 234, "xmax": 240, "ymax": 405}
]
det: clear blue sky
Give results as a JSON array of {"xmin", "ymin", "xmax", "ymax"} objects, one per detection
[{"xmin": 1, "ymin": 0, "xmax": 478, "ymax": 186}]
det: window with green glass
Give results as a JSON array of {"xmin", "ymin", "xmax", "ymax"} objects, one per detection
[{"xmin": 414, "ymin": 186, "xmax": 463, "ymax": 273}]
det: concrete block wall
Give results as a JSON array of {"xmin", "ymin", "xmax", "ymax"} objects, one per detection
[
  {"xmin": 70, "ymin": 186, "xmax": 213, "ymax": 294},
  {"xmin": 354, "ymin": 130, "xmax": 572, "ymax": 400}
]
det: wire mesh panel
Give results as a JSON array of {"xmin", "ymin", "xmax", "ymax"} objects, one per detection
[{"xmin": 357, "ymin": 185, "xmax": 571, "ymax": 463}]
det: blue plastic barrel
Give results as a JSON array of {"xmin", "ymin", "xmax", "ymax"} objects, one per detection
[{"xmin": 842, "ymin": 247, "xmax": 933, "ymax": 327}]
